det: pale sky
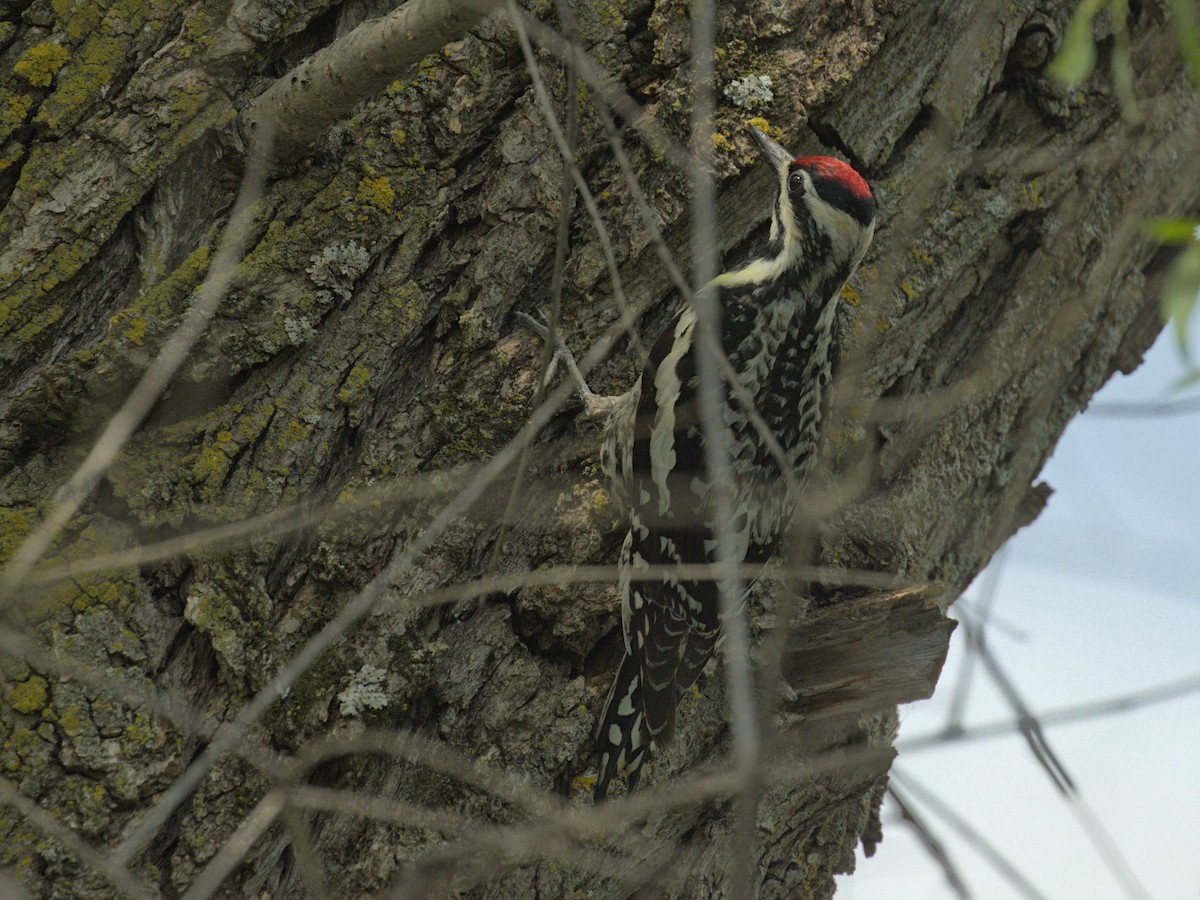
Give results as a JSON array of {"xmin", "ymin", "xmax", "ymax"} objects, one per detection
[{"xmin": 838, "ymin": 328, "xmax": 1200, "ymax": 899}]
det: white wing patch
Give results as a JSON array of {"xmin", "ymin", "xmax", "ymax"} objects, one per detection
[{"xmin": 650, "ymin": 308, "xmax": 696, "ymax": 515}]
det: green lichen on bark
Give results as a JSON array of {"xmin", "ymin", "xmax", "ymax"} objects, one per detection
[
  {"xmin": 0, "ymin": 506, "xmax": 35, "ymax": 566},
  {"xmin": 38, "ymin": 0, "xmax": 182, "ymax": 133},
  {"xmin": 12, "ymin": 42, "xmax": 70, "ymax": 88},
  {"xmin": 0, "ymin": 87, "xmax": 34, "ymax": 143},
  {"xmin": 7, "ymin": 676, "xmax": 48, "ymax": 715},
  {"xmin": 0, "ymin": 1, "xmax": 235, "ymax": 392}
]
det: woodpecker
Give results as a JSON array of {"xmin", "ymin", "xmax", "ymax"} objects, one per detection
[{"xmin": 529, "ymin": 126, "xmax": 875, "ymax": 800}]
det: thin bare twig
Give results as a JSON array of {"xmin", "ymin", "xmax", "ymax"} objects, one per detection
[
  {"xmin": 888, "ymin": 785, "xmax": 971, "ymax": 899},
  {"xmin": 686, "ymin": 4, "xmax": 760, "ymax": 896},
  {"xmin": 280, "ymin": 805, "xmax": 330, "ymax": 900},
  {"xmin": 181, "ymin": 792, "xmax": 287, "ymax": 900},
  {"xmin": 512, "ymin": 11, "xmax": 693, "ymax": 172},
  {"xmin": 289, "ymin": 728, "xmax": 561, "ymax": 818},
  {"xmin": 900, "ymin": 669, "xmax": 1200, "ymax": 751},
  {"xmin": 962, "ymin": 615, "xmax": 1075, "ymax": 795},
  {"xmin": 943, "ymin": 550, "xmax": 1008, "ymax": 736},
  {"xmin": 960, "ymin": 613, "xmax": 1152, "ymax": 900},
  {"xmin": 507, "ymin": 3, "xmax": 647, "ymax": 351},
  {"xmin": 487, "ymin": 1, "xmax": 581, "ymax": 575},
  {"xmin": 892, "ymin": 772, "xmax": 1051, "ymax": 900},
  {"xmin": 1087, "ymin": 395, "xmax": 1200, "ymax": 417}
]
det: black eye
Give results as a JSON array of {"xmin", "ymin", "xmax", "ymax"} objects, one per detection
[{"xmin": 788, "ymin": 171, "xmax": 805, "ymax": 195}]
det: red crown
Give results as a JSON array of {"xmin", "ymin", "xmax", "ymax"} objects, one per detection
[{"xmin": 793, "ymin": 156, "xmax": 871, "ymax": 201}]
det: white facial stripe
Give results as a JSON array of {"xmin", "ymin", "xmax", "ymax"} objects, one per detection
[{"xmin": 779, "ymin": 168, "xmax": 808, "ymax": 242}]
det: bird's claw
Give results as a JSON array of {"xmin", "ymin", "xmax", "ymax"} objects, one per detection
[
  {"xmin": 518, "ymin": 309, "xmax": 590, "ymax": 395},
  {"xmin": 515, "ymin": 310, "xmax": 552, "ymax": 341}
]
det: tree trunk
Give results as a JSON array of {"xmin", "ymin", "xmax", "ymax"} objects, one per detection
[{"xmin": 0, "ymin": 0, "xmax": 1196, "ymax": 896}]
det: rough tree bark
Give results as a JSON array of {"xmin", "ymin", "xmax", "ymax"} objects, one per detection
[{"xmin": 0, "ymin": 0, "xmax": 1196, "ymax": 897}]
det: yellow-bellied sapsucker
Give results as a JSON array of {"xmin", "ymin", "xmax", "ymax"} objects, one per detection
[{"xmin": 529, "ymin": 126, "xmax": 875, "ymax": 800}]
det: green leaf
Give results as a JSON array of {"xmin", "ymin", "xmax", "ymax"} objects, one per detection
[
  {"xmin": 1143, "ymin": 217, "xmax": 1200, "ymax": 244},
  {"xmin": 1162, "ymin": 242, "xmax": 1200, "ymax": 357},
  {"xmin": 1048, "ymin": 0, "xmax": 1103, "ymax": 86}
]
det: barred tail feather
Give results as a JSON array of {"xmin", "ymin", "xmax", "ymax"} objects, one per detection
[
  {"xmin": 594, "ymin": 651, "xmax": 652, "ymax": 801},
  {"xmin": 673, "ymin": 627, "xmax": 718, "ymax": 706}
]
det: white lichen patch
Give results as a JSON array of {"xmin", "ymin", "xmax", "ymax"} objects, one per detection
[
  {"xmin": 306, "ymin": 240, "xmax": 371, "ymax": 301},
  {"xmin": 724, "ymin": 74, "xmax": 774, "ymax": 109},
  {"xmin": 337, "ymin": 663, "xmax": 391, "ymax": 717},
  {"xmin": 283, "ymin": 314, "xmax": 317, "ymax": 345}
]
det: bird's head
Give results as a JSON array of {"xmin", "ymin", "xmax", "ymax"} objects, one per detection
[{"xmin": 749, "ymin": 125, "xmax": 875, "ymax": 275}]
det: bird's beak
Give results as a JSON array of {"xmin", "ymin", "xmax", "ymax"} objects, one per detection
[{"xmin": 749, "ymin": 124, "xmax": 793, "ymax": 170}]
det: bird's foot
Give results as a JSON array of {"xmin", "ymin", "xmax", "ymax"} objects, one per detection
[{"xmin": 517, "ymin": 310, "xmax": 616, "ymax": 421}]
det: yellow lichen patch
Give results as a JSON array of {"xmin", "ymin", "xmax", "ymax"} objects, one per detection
[
  {"xmin": 0, "ymin": 507, "xmax": 36, "ymax": 567},
  {"xmin": 711, "ymin": 131, "xmax": 733, "ymax": 152},
  {"xmin": 356, "ymin": 174, "xmax": 395, "ymax": 211},
  {"xmin": 380, "ymin": 279, "xmax": 427, "ymax": 337},
  {"xmin": 231, "ymin": 399, "xmax": 276, "ymax": 446},
  {"xmin": 0, "ymin": 88, "xmax": 34, "ymax": 143},
  {"xmin": 192, "ymin": 443, "xmax": 232, "ymax": 487},
  {"xmin": 13, "ymin": 42, "xmax": 70, "ymax": 87},
  {"xmin": 2, "ymin": 726, "xmax": 44, "ymax": 773},
  {"xmin": 52, "ymin": 0, "xmax": 106, "ymax": 42},
  {"xmin": 910, "ymin": 245, "xmax": 934, "ymax": 267},
  {"xmin": 15, "ymin": 303, "xmax": 64, "ymax": 343},
  {"xmin": 34, "ymin": 34, "xmax": 121, "ymax": 131},
  {"xmin": 38, "ymin": 0, "xmax": 185, "ymax": 130},
  {"xmin": 109, "ymin": 308, "xmax": 146, "ymax": 346},
  {"xmin": 273, "ymin": 415, "xmax": 314, "ymax": 452},
  {"xmin": 188, "ymin": 399, "xmax": 277, "ymax": 502},
  {"xmin": 1023, "ymin": 177, "xmax": 1043, "ymax": 209},
  {"xmin": 595, "ymin": 0, "xmax": 627, "ymax": 28},
  {"xmin": 591, "ymin": 488, "xmax": 609, "ymax": 515},
  {"xmin": 12, "ymin": 521, "xmax": 142, "ymax": 622},
  {"xmin": 571, "ymin": 773, "xmax": 597, "ymax": 796},
  {"xmin": 8, "ymin": 676, "xmax": 48, "ymax": 715},
  {"xmin": 747, "ymin": 116, "xmax": 785, "ymax": 141},
  {"xmin": 337, "ymin": 365, "xmax": 372, "ymax": 406},
  {"xmin": 839, "ymin": 283, "xmax": 861, "ymax": 306},
  {"xmin": 123, "ymin": 713, "xmax": 167, "ymax": 750},
  {"xmin": 179, "ymin": 8, "xmax": 214, "ymax": 57}
]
